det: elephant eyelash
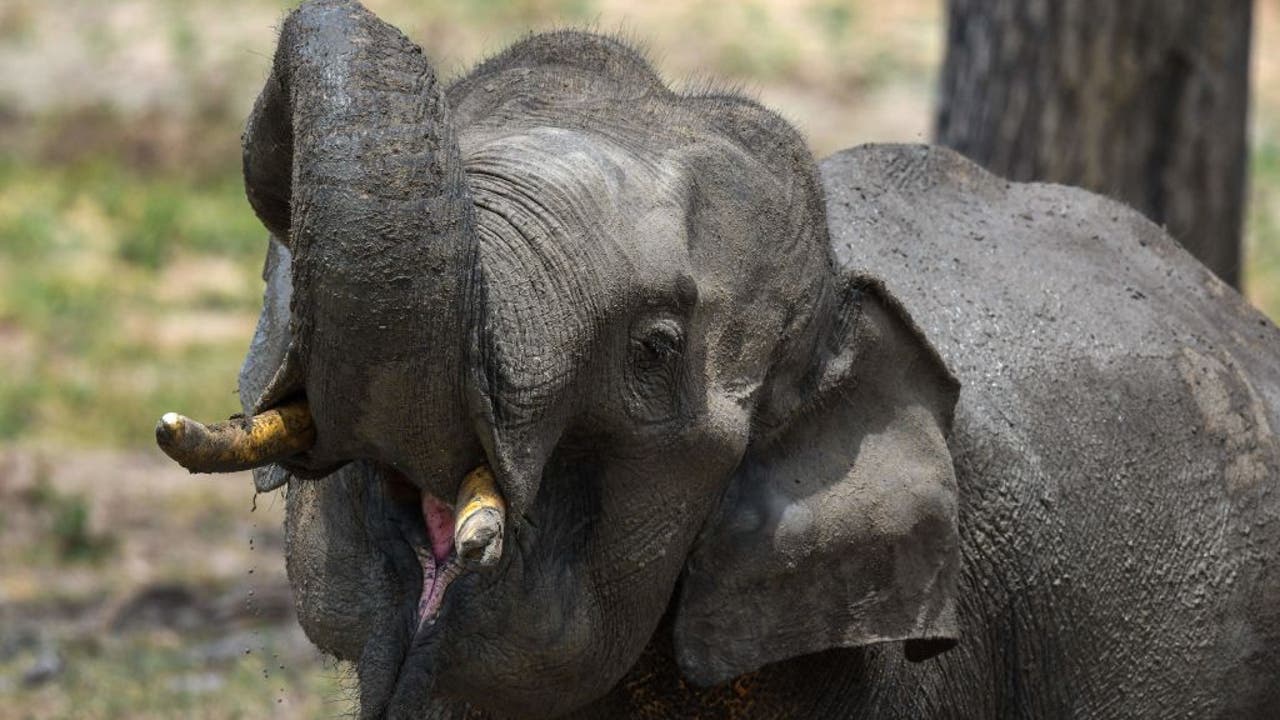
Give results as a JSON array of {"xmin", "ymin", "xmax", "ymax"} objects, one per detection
[
  {"xmin": 624, "ymin": 318, "xmax": 688, "ymax": 425},
  {"xmin": 634, "ymin": 322, "xmax": 684, "ymax": 370},
  {"xmin": 643, "ymin": 331, "xmax": 681, "ymax": 358}
]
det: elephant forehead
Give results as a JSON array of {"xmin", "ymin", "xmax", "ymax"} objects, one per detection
[
  {"xmin": 461, "ymin": 128, "xmax": 696, "ymax": 412},
  {"xmin": 466, "ymin": 127, "xmax": 693, "ymax": 270},
  {"xmin": 459, "ymin": 125, "xmax": 830, "ymax": 407}
]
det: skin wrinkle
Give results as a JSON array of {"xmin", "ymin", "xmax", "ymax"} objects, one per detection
[
  {"xmin": 224, "ymin": 6, "xmax": 1280, "ymax": 717},
  {"xmin": 468, "ymin": 149, "xmax": 607, "ymax": 317},
  {"xmin": 468, "ymin": 194, "xmax": 592, "ymax": 400},
  {"xmin": 465, "ymin": 132, "xmax": 692, "ymax": 438}
]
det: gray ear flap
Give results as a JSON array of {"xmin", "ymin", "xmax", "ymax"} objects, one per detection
[{"xmin": 673, "ymin": 274, "xmax": 962, "ymax": 686}]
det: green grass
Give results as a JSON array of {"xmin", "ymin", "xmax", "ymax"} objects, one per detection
[
  {"xmin": 0, "ymin": 159, "xmax": 266, "ymax": 447},
  {"xmin": 1246, "ymin": 130, "xmax": 1280, "ymax": 317},
  {"xmin": 0, "ymin": 629, "xmax": 345, "ymax": 719},
  {"xmin": 18, "ymin": 471, "xmax": 118, "ymax": 563}
]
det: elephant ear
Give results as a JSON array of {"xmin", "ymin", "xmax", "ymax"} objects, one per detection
[{"xmin": 673, "ymin": 274, "xmax": 961, "ymax": 686}]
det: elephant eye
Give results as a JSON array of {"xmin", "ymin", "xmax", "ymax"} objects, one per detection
[
  {"xmin": 626, "ymin": 316, "xmax": 688, "ymax": 424},
  {"xmin": 633, "ymin": 319, "xmax": 684, "ymax": 372}
]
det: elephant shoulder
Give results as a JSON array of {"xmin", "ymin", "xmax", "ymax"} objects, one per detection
[
  {"xmin": 819, "ymin": 143, "xmax": 1280, "ymax": 504},
  {"xmin": 820, "ymin": 143, "xmax": 1280, "ymax": 428},
  {"xmin": 821, "ymin": 143, "xmax": 1008, "ymax": 203},
  {"xmin": 822, "ymin": 143, "xmax": 1280, "ymax": 714}
]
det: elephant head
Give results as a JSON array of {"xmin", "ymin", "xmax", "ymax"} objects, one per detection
[{"xmin": 156, "ymin": 2, "xmax": 961, "ymax": 717}]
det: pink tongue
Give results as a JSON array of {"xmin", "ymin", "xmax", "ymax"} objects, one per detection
[
  {"xmin": 417, "ymin": 492, "xmax": 458, "ymax": 630},
  {"xmin": 421, "ymin": 492, "xmax": 455, "ymax": 563}
]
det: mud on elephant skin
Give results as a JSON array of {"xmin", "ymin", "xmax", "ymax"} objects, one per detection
[{"xmin": 155, "ymin": 1, "xmax": 1280, "ymax": 718}]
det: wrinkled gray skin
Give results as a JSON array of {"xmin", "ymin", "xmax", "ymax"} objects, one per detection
[{"xmin": 230, "ymin": 2, "xmax": 1280, "ymax": 718}]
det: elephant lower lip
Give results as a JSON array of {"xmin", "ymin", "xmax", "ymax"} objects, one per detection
[{"xmin": 416, "ymin": 556, "xmax": 463, "ymax": 632}]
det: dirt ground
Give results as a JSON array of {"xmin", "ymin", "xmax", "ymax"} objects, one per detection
[{"xmin": 0, "ymin": 448, "xmax": 343, "ymax": 718}]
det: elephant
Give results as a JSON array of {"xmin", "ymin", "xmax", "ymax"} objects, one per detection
[{"xmin": 154, "ymin": 1, "xmax": 1280, "ymax": 717}]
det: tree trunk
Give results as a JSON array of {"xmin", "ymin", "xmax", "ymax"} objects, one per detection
[{"xmin": 935, "ymin": 0, "xmax": 1251, "ymax": 288}]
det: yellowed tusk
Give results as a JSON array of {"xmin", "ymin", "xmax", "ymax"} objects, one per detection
[
  {"xmin": 454, "ymin": 464, "xmax": 506, "ymax": 567},
  {"xmin": 155, "ymin": 400, "xmax": 316, "ymax": 474}
]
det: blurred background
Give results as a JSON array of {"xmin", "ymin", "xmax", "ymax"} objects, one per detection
[{"xmin": 0, "ymin": 1, "xmax": 1275, "ymax": 717}]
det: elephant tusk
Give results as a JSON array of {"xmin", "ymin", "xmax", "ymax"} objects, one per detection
[
  {"xmin": 454, "ymin": 464, "xmax": 506, "ymax": 568},
  {"xmin": 155, "ymin": 400, "xmax": 316, "ymax": 474}
]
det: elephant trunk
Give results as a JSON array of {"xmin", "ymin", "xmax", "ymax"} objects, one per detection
[{"xmin": 240, "ymin": 0, "xmax": 483, "ymax": 490}]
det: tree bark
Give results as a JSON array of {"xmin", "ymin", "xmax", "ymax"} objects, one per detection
[{"xmin": 935, "ymin": 0, "xmax": 1252, "ymax": 288}]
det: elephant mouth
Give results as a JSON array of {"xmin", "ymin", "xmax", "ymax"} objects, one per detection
[
  {"xmin": 382, "ymin": 466, "xmax": 503, "ymax": 634},
  {"xmin": 155, "ymin": 398, "xmax": 508, "ymax": 636},
  {"xmin": 368, "ymin": 460, "xmax": 512, "ymax": 717},
  {"xmin": 378, "ymin": 469, "xmax": 464, "ymax": 634},
  {"xmin": 414, "ymin": 487, "xmax": 464, "ymax": 632}
]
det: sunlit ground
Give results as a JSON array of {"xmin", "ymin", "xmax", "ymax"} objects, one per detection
[{"xmin": 1, "ymin": 0, "xmax": 1278, "ymax": 716}]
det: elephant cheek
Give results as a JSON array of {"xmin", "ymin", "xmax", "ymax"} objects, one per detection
[{"xmin": 284, "ymin": 470, "xmax": 389, "ymax": 661}]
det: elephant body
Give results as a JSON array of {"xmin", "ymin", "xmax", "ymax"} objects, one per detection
[
  {"xmin": 821, "ymin": 146, "xmax": 1280, "ymax": 718},
  {"xmin": 549, "ymin": 146, "xmax": 1280, "ymax": 719},
  {"xmin": 213, "ymin": 4, "xmax": 1280, "ymax": 717}
]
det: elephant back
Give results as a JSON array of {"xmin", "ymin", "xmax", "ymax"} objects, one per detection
[{"xmin": 820, "ymin": 144, "xmax": 1280, "ymax": 718}]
